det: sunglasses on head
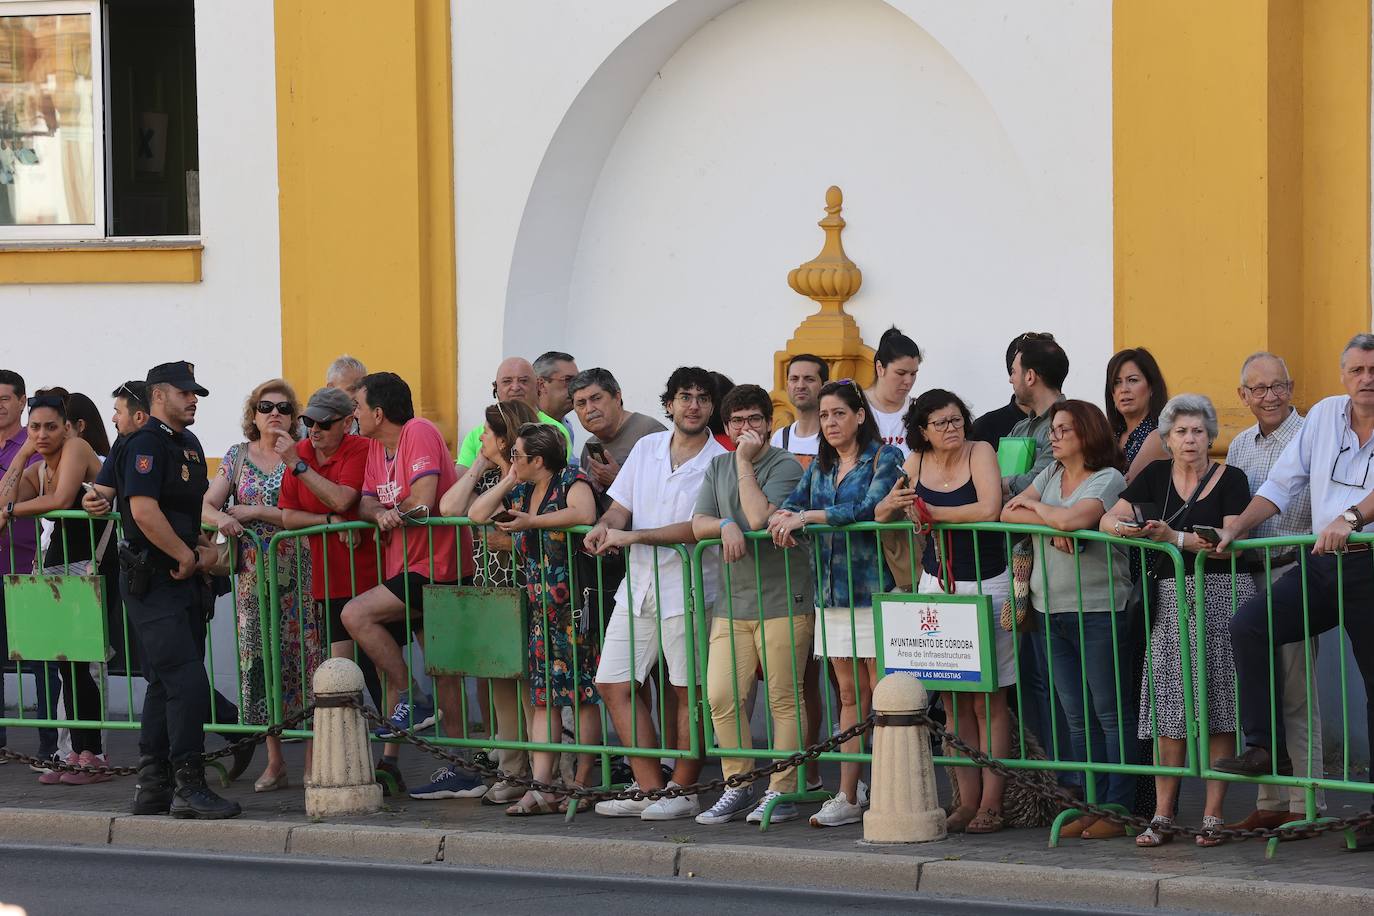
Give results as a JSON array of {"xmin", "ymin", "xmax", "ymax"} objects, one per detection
[
  {"xmin": 26, "ymin": 395, "xmax": 64, "ymax": 410},
  {"xmin": 301, "ymin": 415, "xmax": 343, "ymax": 430},
  {"xmin": 255, "ymin": 400, "xmax": 294, "ymax": 416}
]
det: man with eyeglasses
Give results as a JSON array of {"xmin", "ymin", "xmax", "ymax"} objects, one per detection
[
  {"xmin": 1216, "ymin": 334, "xmax": 1374, "ymax": 848},
  {"xmin": 455, "ymin": 356, "xmax": 572, "ymax": 475},
  {"xmin": 586, "ymin": 366, "xmax": 725, "ymax": 821},
  {"xmin": 690, "ymin": 384, "xmax": 813, "ymax": 825},
  {"xmin": 534, "ymin": 351, "xmax": 579, "ymax": 443},
  {"xmin": 1221, "ymin": 352, "xmax": 1325, "ymax": 832}
]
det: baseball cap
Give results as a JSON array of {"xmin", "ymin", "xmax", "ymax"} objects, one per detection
[
  {"xmin": 301, "ymin": 386, "xmax": 355, "ymax": 423},
  {"xmin": 145, "ymin": 361, "xmax": 209, "ymax": 396}
]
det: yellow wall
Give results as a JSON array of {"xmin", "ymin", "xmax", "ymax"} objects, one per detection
[
  {"xmin": 274, "ymin": 1, "xmax": 457, "ymax": 440},
  {"xmin": 1114, "ymin": 0, "xmax": 1369, "ymax": 447}
]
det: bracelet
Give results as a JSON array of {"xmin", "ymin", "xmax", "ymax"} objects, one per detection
[
  {"xmin": 720, "ymin": 518, "xmax": 736, "ymax": 529},
  {"xmin": 1177, "ymin": 531, "xmax": 1186, "ymax": 548}
]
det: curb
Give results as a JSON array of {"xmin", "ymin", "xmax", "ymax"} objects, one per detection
[{"xmin": 3, "ymin": 807, "xmax": 1373, "ymax": 912}]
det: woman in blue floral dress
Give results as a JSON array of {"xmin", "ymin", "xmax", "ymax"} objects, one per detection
[{"xmin": 470, "ymin": 422, "xmax": 601, "ymax": 815}]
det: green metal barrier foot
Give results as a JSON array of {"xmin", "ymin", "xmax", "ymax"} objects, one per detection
[
  {"xmin": 563, "ymin": 798, "xmax": 580, "ymax": 823},
  {"xmin": 1048, "ymin": 807, "xmax": 1084, "ymax": 848},
  {"xmin": 206, "ymin": 760, "xmax": 230, "ymax": 789},
  {"xmin": 758, "ymin": 789, "xmax": 830, "ymax": 833},
  {"xmin": 1262, "ymin": 816, "xmax": 1342, "ymax": 859}
]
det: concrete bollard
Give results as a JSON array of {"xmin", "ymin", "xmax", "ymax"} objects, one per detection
[
  {"xmin": 306, "ymin": 658, "xmax": 383, "ymax": 818},
  {"xmin": 863, "ymin": 672, "xmax": 946, "ymax": 843}
]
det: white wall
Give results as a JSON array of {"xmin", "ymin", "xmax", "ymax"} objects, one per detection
[
  {"xmin": 455, "ymin": 0, "xmax": 1112, "ymax": 428},
  {"xmin": 0, "ymin": 0, "xmax": 283, "ymax": 456}
]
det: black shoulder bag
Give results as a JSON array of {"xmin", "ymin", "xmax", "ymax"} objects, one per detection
[{"xmin": 1121, "ymin": 461, "xmax": 1220, "ymax": 650}]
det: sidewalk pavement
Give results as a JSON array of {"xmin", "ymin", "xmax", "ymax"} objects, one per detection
[{"xmin": 1, "ymin": 729, "xmax": 1372, "ymax": 913}]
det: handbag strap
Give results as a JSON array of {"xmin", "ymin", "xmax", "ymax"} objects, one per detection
[{"xmin": 1165, "ymin": 460, "xmax": 1220, "ymax": 530}]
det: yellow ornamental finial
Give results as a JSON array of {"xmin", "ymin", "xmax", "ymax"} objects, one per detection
[{"xmin": 787, "ymin": 185, "xmax": 863, "ymax": 311}]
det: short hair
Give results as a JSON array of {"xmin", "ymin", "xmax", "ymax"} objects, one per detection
[
  {"xmin": 903, "ymin": 389, "xmax": 974, "ymax": 454},
  {"xmin": 660, "ymin": 366, "xmax": 715, "ymax": 411},
  {"xmin": 533, "ymin": 351, "xmax": 576, "ymax": 378},
  {"xmin": 786, "ymin": 353, "xmax": 830, "ymax": 382},
  {"xmin": 569, "ymin": 367, "xmax": 621, "ymax": 400},
  {"xmin": 516, "ymin": 422, "xmax": 567, "ymax": 473},
  {"xmin": 1158, "ymin": 393, "xmax": 1219, "ymax": 450},
  {"xmin": 1015, "ymin": 334, "xmax": 1069, "ymax": 391},
  {"xmin": 64, "ymin": 392, "xmax": 111, "ymax": 457},
  {"xmin": 0, "ymin": 370, "xmax": 25, "ymax": 398},
  {"xmin": 875, "ymin": 326, "xmax": 922, "ymax": 368},
  {"xmin": 1104, "ymin": 347, "xmax": 1169, "ymax": 436},
  {"xmin": 1341, "ymin": 334, "xmax": 1374, "ymax": 367},
  {"xmin": 720, "ymin": 384, "xmax": 773, "ymax": 425},
  {"xmin": 1239, "ymin": 351, "xmax": 1291, "ymax": 386},
  {"xmin": 357, "ymin": 372, "xmax": 414, "ymax": 426},
  {"xmin": 325, "ymin": 355, "xmax": 368, "ymax": 387},
  {"xmin": 816, "ymin": 380, "xmax": 880, "ymax": 471},
  {"xmin": 1051, "ymin": 400, "xmax": 1122, "ymax": 473},
  {"xmin": 484, "ymin": 399, "xmax": 539, "ymax": 447},
  {"xmin": 241, "ymin": 379, "xmax": 301, "ymax": 442},
  {"xmin": 112, "ymin": 380, "xmax": 149, "ymax": 414}
]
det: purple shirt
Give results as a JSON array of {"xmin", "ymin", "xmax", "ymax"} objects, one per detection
[{"xmin": 0, "ymin": 428, "xmax": 39, "ymax": 575}]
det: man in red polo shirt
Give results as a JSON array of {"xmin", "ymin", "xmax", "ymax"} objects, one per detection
[{"xmin": 276, "ymin": 386, "xmax": 385, "ymax": 708}]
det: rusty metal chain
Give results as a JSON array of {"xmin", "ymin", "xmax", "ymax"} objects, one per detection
[
  {"xmin": 354, "ymin": 699, "xmax": 876, "ymax": 803},
  {"xmin": 0, "ymin": 707, "xmax": 313, "ymax": 777}
]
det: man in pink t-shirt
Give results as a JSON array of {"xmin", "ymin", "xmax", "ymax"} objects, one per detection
[{"xmin": 340, "ymin": 372, "xmax": 474, "ymax": 796}]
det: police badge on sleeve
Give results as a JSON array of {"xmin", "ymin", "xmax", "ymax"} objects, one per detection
[{"xmin": 135, "ymin": 455, "xmax": 154, "ymax": 474}]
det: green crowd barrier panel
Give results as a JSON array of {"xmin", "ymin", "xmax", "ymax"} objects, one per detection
[
  {"xmin": 692, "ymin": 521, "xmax": 1196, "ymax": 838},
  {"xmin": 1197, "ymin": 532, "xmax": 1374, "ymax": 858},
  {"xmin": 0, "ymin": 511, "xmax": 276, "ymax": 771},
  {"xmin": 267, "ymin": 516, "xmax": 702, "ymax": 804}
]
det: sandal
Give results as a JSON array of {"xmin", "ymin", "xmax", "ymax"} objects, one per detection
[
  {"xmin": 945, "ymin": 807, "xmax": 977, "ymax": 834},
  {"xmin": 1135, "ymin": 815, "xmax": 1174, "ymax": 847},
  {"xmin": 558, "ymin": 783, "xmax": 587, "ymax": 814},
  {"xmin": 1060, "ymin": 815, "xmax": 1099, "ymax": 837},
  {"xmin": 1081, "ymin": 818, "xmax": 1125, "ymax": 839},
  {"xmin": 1196, "ymin": 814, "xmax": 1227, "ymax": 847},
  {"xmin": 505, "ymin": 790, "xmax": 557, "ymax": 817},
  {"xmin": 965, "ymin": 808, "xmax": 1005, "ymax": 834}
]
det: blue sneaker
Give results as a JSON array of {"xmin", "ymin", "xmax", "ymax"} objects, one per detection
[
  {"xmin": 373, "ymin": 699, "xmax": 440, "ymax": 738},
  {"xmin": 409, "ymin": 766, "xmax": 488, "ymax": 800}
]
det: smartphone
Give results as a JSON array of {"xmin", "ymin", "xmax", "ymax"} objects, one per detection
[
  {"xmin": 586, "ymin": 442, "xmax": 608, "ymax": 463},
  {"xmin": 80, "ymin": 482, "xmax": 97, "ymax": 495},
  {"xmin": 492, "ymin": 510, "xmax": 516, "ymax": 524},
  {"xmin": 1129, "ymin": 502, "xmax": 1161, "ymax": 528},
  {"xmin": 1193, "ymin": 525, "xmax": 1223, "ymax": 546},
  {"xmin": 895, "ymin": 473, "xmax": 910, "ymax": 491}
]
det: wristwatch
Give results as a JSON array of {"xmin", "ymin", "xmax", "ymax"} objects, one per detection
[
  {"xmin": 1343, "ymin": 506, "xmax": 1364, "ymax": 530},
  {"xmin": 292, "ymin": 459, "xmax": 309, "ymax": 477}
]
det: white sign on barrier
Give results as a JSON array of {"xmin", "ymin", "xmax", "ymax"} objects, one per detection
[{"xmin": 873, "ymin": 592, "xmax": 994, "ymax": 693}]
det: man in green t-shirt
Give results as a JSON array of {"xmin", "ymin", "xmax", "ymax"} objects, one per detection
[
  {"xmin": 454, "ymin": 356, "xmax": 571, "ymax": 471},
  {"xmin": 690, "ymin": 384, "xmax": 814, "ymax": 826}
]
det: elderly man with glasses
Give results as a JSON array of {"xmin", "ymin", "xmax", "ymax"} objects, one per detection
[{"xmin": 1216, "ymin": 334, "xmax": 1374, "ymax": 849}]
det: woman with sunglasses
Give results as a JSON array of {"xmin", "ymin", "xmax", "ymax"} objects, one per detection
[
  {"xmin": 769, "ymin": 379, "xmax": 903, "ymax": 827},
  {"xmin": 202, "ymin": 379, "xmax": 320, "ymax": 792},
  {"xmin": 0, "ymin": 394, "xmax": 109, "ymax": 782}
]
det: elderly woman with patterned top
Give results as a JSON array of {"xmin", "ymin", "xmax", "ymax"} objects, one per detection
[
  {"xmin": 469, "ymin": 423, "xmax": 601, "ymax": 816},
  {"xmin": 879, "ymin": 389, "xmax": 1014, "ymax": 834},
  {"xmin": 770, "ymin": 380, "xmax": 903, "ymax": 828},
  {"xmin": 438, "ymin": 398, "xmax": 539, "ymax": 805},
  {"xmin": 1105, "ymin": 348, "xmax": 1169, "ymax": 484},
  {"xmin": 1002, "ymin": 400, "xmax": 1134, "ymax": 839},
  {"xmin": 1099, "ymin": 394, "xmax": 1256, "ymax": 848},
  {"xmin": 863, "ymin": 327, "xmax": 922, "ymax": 458}
]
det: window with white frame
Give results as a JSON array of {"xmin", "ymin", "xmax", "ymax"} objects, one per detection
[{"xmin": 0, "ymin": 0, "xmax": 199, "ymax": 242}]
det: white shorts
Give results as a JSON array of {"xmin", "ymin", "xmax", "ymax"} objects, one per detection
[
  {"xmin": 815, "ymin": 606, "xmax": 876, "ymax": 660},
  {"xmin": 595, "ymin": 601, "xmax": 691, "ymax": 688}
]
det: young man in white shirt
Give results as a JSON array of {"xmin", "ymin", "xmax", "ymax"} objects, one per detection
[
  {"xmin": 586, "ymin": 367, "xmax": 725, "ymax": 820},
  {"xmin": 769, "ymin": 353, "xmax": 826, "ymax": 469}
]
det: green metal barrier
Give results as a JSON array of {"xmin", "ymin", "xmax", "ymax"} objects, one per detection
[{"xmin": 1197, "ymin": 532, "xmax": 1374, "ymax": 857}]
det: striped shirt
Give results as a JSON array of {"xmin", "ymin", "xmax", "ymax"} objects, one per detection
[{"xmin": 1226, "ymin": 408, "xmax": 1312, "ymax": 543}]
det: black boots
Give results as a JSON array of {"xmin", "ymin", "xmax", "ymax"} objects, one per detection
[
  {"xmin": 132, "ymin": 755, "xmax": 175, "ymax": 815},
  {"xmin": 170, "ymin": 761, "xmax": 242, "ymax": 819}
]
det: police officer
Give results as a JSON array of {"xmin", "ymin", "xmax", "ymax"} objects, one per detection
[{"xmin": 86, "ymin": 361, "xmax": 240, "ymax": 819}]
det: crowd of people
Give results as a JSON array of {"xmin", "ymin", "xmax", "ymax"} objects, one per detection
[{"xmin": 1, "ymin": 328, "xmax": 1372, "ymax": 850}]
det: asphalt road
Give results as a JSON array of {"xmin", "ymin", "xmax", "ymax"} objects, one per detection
[{"xmin": 0, "ymin": 844, "xmax": 1173, "ymax": 916}]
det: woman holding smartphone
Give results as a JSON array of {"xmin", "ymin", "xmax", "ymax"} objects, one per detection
[{"xmin": 1099, "ymin": 394, "xmax": 1254, "ymax": 848}]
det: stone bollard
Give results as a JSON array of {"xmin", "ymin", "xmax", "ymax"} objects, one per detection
[
  {"xmin": 306, "ymin": 658, "xmax": 382, "ymax": 818},
  {"xmin": 863, "ymin": 672, "xmax": 946, "ymax": 843}
]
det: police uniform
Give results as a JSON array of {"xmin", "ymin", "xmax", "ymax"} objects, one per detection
[{"xmin": 112, "ymin": 361, "xmax": 239, "ymax": 819}]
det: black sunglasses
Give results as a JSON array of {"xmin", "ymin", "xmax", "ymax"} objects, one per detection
[
  {"xmin": 26, "ymin": 395, "xmax": 65, "ymax": 410},
  {"xmin": 255, "ymin": 400, "xmax": 294, "ymax": 416},
  {"xmin": 301, "ymin": 415, "xmax": 343, "ymax": 430}
]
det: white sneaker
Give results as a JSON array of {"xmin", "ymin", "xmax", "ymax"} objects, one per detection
[
  {"xmin": 810, "ymin": 791, "xmax": 863, "ymax": 827},
  {"xmin": 640, "ymin": 783, "xmax": 700, "ymax": 821},
  {"xmin": 695, "ymin": 786, "xmax": 753, "ymax": 825},
  {"xmin": 594, "ymin": 783, "xmax": 655, "ymax": 818},
  {"xmin": 747, "ymin": 790, "xmax": 800, "ymax": 824},
  {"xmin": 858, "ymin": 779, "xmax": 869, "ymax": 808}
]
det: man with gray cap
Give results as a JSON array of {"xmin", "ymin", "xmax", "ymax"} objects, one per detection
[
  {"xmin": 276, "ymin": 387, "xmax": 386, "ymax": 709},
  {"xmin": 85, "ymin": 361, "xmax": 240, "ymax": 819}
]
